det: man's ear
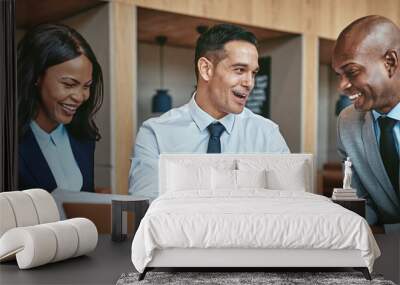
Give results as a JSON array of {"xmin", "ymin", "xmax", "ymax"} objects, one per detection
[
  {"xmin": 198, "ymin": 57, "xmax": 213, "ymax": 82},
  {"xmin": 384, "ymin": 49, "xmax": 398, "ymax": 78}
]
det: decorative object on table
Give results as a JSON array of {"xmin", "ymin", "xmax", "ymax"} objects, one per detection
[
  {"xmin": 343, "ymin": 157, "xmax": 353, "ymax": 189},
  {"xmin": 0, "ymin": 189, "xmax": 98, "ymax": 269},
  {"xmin": 332, "ymin": 157, "xmax": 358, "ymax": 200},
  {"xmin": 117, "ymin": 271, "xmax": 394, "ymax": 285},
  {"xmin": 112, "ymin": 198, "xmax": 149, "ymax": 242},
  {"xmin": 151, "ymin": 35, "xmax": 172, "ymax": 113}
]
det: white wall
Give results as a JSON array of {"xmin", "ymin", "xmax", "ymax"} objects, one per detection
[
  {"xmin": 137, "ymin": 43, "xmax": 196, "ymax": 127},
  {"xmin": 258, "ymin": 36, "xmax": 302, "ymax": 153}
]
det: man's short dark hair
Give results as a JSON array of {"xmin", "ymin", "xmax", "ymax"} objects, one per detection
[{"xmin": 194, "ymin": 23, "xmax": 258, "ymax": 79}]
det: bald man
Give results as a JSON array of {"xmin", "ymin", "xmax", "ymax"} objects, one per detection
[{"xmin": 332, "ymin": 15, "xmax": 400, "ymax": 232}]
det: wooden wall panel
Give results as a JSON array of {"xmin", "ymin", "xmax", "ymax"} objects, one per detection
[
  {"xmin": 110, "ymin": 2, "xmax": 136, "ymax": 194},
  {"xmin": 115, "ymin": 0, "xmax": 400, "ymax": 40},
  {"xmin": 302, "ymin": 34, "xmax": 319, "ymax": 154},
  {"xmin": 331, "ymin": 0, "xmax": 369, "ymax": 38},
  {"xmin": 118, "ymin": 0, "xmax": 306, "ymax": 34},
  {"xmin": 317, "ymin": 0, "xmax": 335, "ymax": 38},
  {"xmin": 366, "ymin": 0, "xmax": 400, "ymax": 26},
  {"xmin": 137, "ymin": 8, "xmax": 290, "ymax": 49}
]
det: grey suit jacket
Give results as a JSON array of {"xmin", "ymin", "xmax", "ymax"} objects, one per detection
[{"xmin": 337, "ymin": 105, "xmax": 400, "ymax": 231}]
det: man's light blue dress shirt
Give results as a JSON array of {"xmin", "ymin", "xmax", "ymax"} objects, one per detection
[
  {"xmin": 30, "ymin": 121, "xmax": 83, "ymax": 191},
  {"xmin": 372, "ymin": 102, "xmax": 400, "ymax": 152},
  {"xmin": 128, "ymin": 95, "xmax": 290, "ymax": 199}
]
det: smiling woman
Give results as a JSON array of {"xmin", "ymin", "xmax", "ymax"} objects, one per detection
[{"xmin": 17, "ymin": 23, "xmax": 104, "ymax": 193}]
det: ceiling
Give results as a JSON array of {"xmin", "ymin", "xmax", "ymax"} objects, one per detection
[
  {"xmin": 137, "ymin": 7, "xmax": 294, "ymax": 49},
  {"xmin": 16, "ymin": 0, "xmax": 103, "ymax": 29}
]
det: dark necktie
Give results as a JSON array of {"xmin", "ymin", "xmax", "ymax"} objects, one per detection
[
  {"xmin": 207, "ymin": 122, "xmax": 225, "ymax": 153},
  {"xmin": 378, "ymin": 116, "xmax": 399, "ymax": 193}
]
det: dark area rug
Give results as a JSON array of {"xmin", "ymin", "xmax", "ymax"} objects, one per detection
[{"xmin": 116, "ymin": 271, "xmax": 396, "ymax": 285}]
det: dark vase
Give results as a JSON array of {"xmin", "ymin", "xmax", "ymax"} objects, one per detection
[
  {"xmin": 335, "ymin": 94, "xmax": 352, "ymax": 116},
  {"xmin": 152, "ymin": 89, "xmax": 172, "ymax": 113}
]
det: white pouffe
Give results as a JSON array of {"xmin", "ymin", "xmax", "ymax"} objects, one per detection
[
  {"xmin": 24, "ymin": 189, "xmax": 60, "ymax": 223},
  {"xmin": 42, "ymin": 220, "xmax": 79, "ymax": 262},
  {"xmin": 66, "ymin": 218, "xmax": 98, "ymax": 257},
  {"xmin": 0, "ymin": 218, "xmax": 98, "ymax": 269},
  {"xmin": 0, "ymin": 196, "xmax": 17, "ymax": 237},
  {"xmin": 1, "ymin": 191, "xmax": 39, "ymax": 227},
  {"xmin": 0, "ymin": 189, "xmax": 98, "ymax": 269},
  {"xmin": 0, "ymin": 226, "xmax": 57, "ymax": 269}
]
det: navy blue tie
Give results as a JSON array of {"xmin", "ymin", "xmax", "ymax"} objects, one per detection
[
  {"xmin": 378, "ymin": 116, "xmax": 399, "ymax": 193},
  {"xmin": 207, "ymin": 122, "xmax": 225, "ymax": 153}
]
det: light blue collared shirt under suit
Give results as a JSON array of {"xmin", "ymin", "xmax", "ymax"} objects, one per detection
[
  {"xmin": 370, "ymin": 103, "xmax": 400, "ymax": 233},
  {"xmin": 371, "ymin": 102, "xmax": 400, "ymax": 151},
  {"xmin": 128, "ymin": 94, "xmax": 290, "ymax": 199},
  {"xmin": 30, "ymin": 121, "xmax": 83, "ymax": 191}
]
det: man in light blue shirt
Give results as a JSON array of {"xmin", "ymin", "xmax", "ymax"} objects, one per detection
[
  {"xmin": 129, "ymin": 24, "xmax": 289, "ymax": 199},
  {"xmin": 333, "ymin": 15, "xmax": 400, "ymax": 232}
]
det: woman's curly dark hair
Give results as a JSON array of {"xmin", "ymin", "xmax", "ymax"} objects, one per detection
[{"xmin": 17, "ymin": 23, "xmax": 104, "ymax": 141}]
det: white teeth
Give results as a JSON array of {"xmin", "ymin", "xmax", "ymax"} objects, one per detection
[
  {"xmin": 233, "ymin": 92, "xmax": 246, "ymax": 99},
  {"xmin": 349, "ymin": 92, "xmax": 362, "ymax": 100},
  {"xmin": 61, "ymin": 104, "xmax": 77, "ymax": 112}
]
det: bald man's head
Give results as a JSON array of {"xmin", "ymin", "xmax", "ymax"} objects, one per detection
[
  {"xmin": 334, "ymin": 15, "xmax": 400, "ymax": 63},
  {"xmin": 332, "ymin": 15, "xmax": 400, "ymax": 113}
]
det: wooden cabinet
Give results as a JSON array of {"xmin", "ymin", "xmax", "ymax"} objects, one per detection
[{"xmin": 332, "ymin": 198, "xmax": 366, "ymax": 218}]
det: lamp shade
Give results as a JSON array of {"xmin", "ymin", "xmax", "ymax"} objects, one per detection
[{"xmin": 152, "ymin": 89, "xmax": 172, "ymax": 113}]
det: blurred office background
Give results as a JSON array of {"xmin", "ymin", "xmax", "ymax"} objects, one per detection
[{"xmin": 16, "ymin": 0, "xmax": 392, "ymax": 196}]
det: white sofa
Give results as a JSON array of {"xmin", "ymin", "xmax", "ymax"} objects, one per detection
[{"xmin": 0, "ymin": 189, "xmax": 98, "ymax": 269}]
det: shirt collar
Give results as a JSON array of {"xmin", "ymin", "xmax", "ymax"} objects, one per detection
[
  {"xmin": 50, "ymin": 124, "xmax": 66, "ymax": 146},
  {"xmin": 372, "ymin": 102, "xmax": 400, "ymax": 122},
  {"xmin": 30, "ymin": 121, "xmax": 65, "ymax": 147},
  {"xmin": 188, "ymin": 91, "xmax": 235, "ymax": 134}
]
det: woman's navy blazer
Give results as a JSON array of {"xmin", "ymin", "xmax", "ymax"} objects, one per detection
[{"xmin": 18, "ymin": 128, "xmax": 95, "ymax": 192}]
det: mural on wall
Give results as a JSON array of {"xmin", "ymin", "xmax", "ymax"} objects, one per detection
[{"xmin": 245, "ymin": 56, "xmax": 271, "ymax": 118}]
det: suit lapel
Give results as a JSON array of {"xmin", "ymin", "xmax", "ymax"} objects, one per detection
[
  {"xmin": 19, "ymin": 129, "xmax": 57, "ymax": 190},
  {"xmin": 362, "ymin": 112, "xmax": 399, "ymax": 204}
]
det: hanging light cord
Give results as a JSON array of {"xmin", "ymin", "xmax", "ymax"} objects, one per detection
[
  {"xmin": 156, "ymin": 35, "xmax": 167, "ymax": 90},
  {"xmin": 160, "ymin": 42, "xmax": 164, "ymax": 89}
]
